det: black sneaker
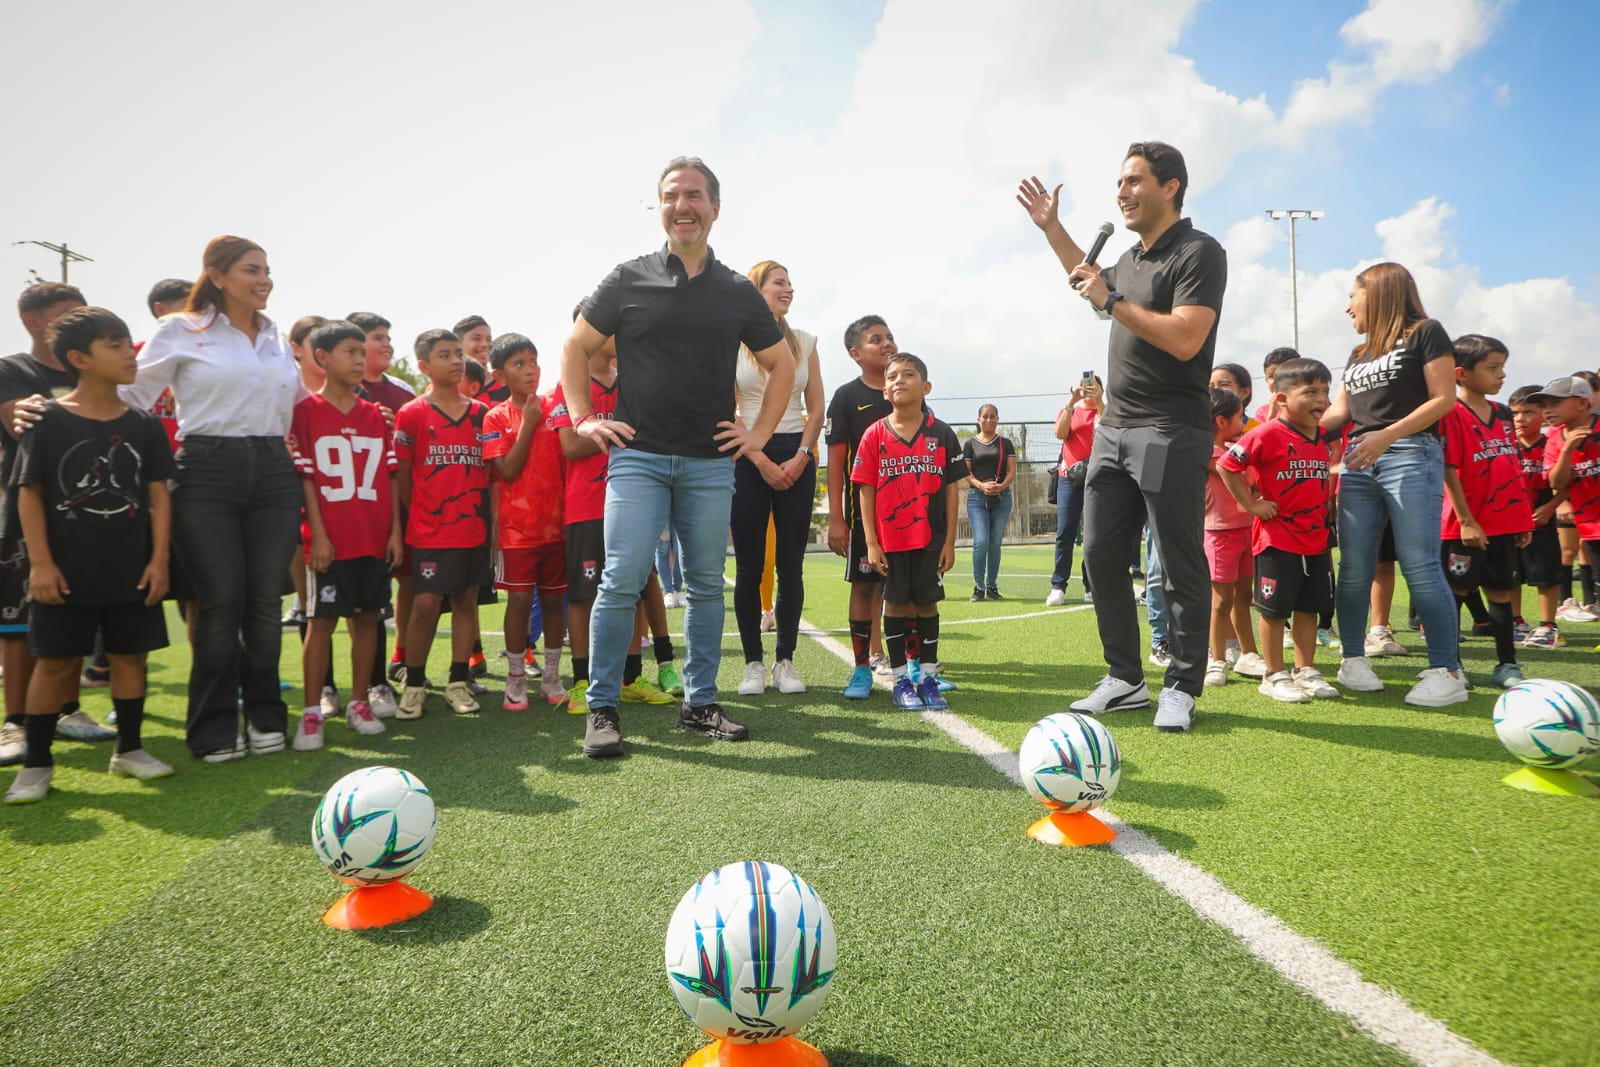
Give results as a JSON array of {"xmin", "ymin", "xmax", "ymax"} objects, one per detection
[
  {"xmin": 985, "ymin": 587, "xmax": 1003, "ymax": 601},
  {"xmin": 676, "ymin": 702, "xmax": 749, "ymax": 742},
  {"xmin": 970, "ymin": 587, "xmax": 984, "ymax": 602},
  {"xmin": 583, "ymin": 707, "xmax": 623, "ymax": 758}
]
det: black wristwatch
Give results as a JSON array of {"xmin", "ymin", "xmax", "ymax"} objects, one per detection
[{"xmin": 1101, "ymin": 290, "xmax": 1123, "ymax": 315}]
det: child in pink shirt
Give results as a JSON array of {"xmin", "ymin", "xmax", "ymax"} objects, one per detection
[{"xmin": 1204, "ymin": 388, "xmax": 1262, "ymax": 685}]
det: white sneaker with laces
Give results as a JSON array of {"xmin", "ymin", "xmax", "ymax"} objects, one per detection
[
  {"xmin": 346, "ymin": 700, "xmax": 386, "ymax": 736},
  {"xmin": 1555, "ymin": 598, "xmax": 1597, "ymax": 623},
  {"xmin": 292, "ymin": 711, "xmax": 324, "ymax": 751},
  {"xmin": 1405, "ymin": 667, "xmax": 1469, "ymax": 707},
  {"xmin": 1335, "ymin": 656, "xmax": 1384, "ymax": 692},
  {"xmin": 366, "ymin": 685, "xmax": 398, "ymax": 718},
  {"xmin": 1069, "ymin": 676, "xmax": 1150, "ymax": 713},
  {"xmin": 444, "ymin": 681, "xmax": 480, "ymax": 714},
  {"xmin": 1153, "ymin": 686, "xmax": 1196, "ymax": 732},
  {"xmin": 738, "ymin": 662, "xmax": 768, "ymax": 696},
  {"xmin": 55, "ymin": 709, "xmax": 117, "ymax": 742},
  {"xmin": 1232, "ymin": 652, "xmax": 1269, "ymax": 679},
  {"xmin": 1203, "ymin": 659, "xmax": 1228, "ymax": 687},
  {"xmin": 1044, "ymin": 588, "xmax": 1067, "ymax": 607},
  {"xmin": 247, "ymin": 724, "xmax": 286, "ymax": 755},
  {"xmin": 870, "ymin": 654, "xmax": 893, "ymax": 678},
  {"xmin": 1292, "ymin": 666, "xmax": 1340, "ymax": 699},
  {"xmin": 1223, "ymin": 639, "xmax": 1241, "ymax": 667},
  {"xmin": 1364, "ymin": 626, "xmax": 1407, "ymax": 657},
  {"xmin": 771, "ymin": 660, "xmax": 806, "ymax": 694},
  {"xmin": 1259, "ymin": 671, "xmax": 1310, "ymax": 703}
]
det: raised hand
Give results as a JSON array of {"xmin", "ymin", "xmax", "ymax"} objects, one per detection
[{"xmin": 1016, "ymin": 176, "xmax": 1063, "ymax": 232}]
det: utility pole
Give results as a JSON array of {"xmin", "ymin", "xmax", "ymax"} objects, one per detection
[
  {"xmin": 1264, "ymin": 210, "xmax": 1323, "ymax": 351},
  {"xmin": 12, "ymin": 240, "xmax": 94, "ymax": 283}
]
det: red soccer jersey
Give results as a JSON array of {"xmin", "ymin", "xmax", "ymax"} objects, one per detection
[
  {"xmin": 1440, "ymin": 400, "xmax": 1532, "ymax": 539},
  {"xmin": 850, "ymin": 413, "xmax": 967, "ymax": 553},
  {"xmin": 549, "ymin": 376, "xmax": 619, "ymax": 526},
  {"xmin": 289, "ymin": 394, "xmax": 397, "ymax": 561},
  {"xmin": 1218, "ymin": 419, "xmax": 1332, "ymax": 556},
  {"xmin": 393, "ymin": 396, "xmax": 490, "ymax": 549},
  {"xmin": 483, "ymin": 394, "xmax": 565, "ymax": 549},
  {"xmin": 1545, "ymin": 416, "xmax": 1600, "ymax": 540},
  {"xmin": 1518, "ymin": 436, "xmax": 1549, "ymax": 498}
]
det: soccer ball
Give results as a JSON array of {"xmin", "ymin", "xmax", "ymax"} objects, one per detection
[
  {"xmin": 1019, "ymin": 712, "xmax": 1121, "ymax": 813},
  {"xmin": 664, "ymin": 861, "xmax": 837, "ymax": 1044},
  {"xmin": 1493, "ymin": 680, "xmax": 1600, "ymax": 769},
  {"xmin": 311, "ymin": 766, "xmax": 437, "ymax": 886}
]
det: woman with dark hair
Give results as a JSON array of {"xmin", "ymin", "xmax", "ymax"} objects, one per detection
[
  {"xmin": 1322, "ymin": 261, "xmax": 1463, "ymax": 706},
  {"xmin": 962, "ymin": 404, "xmax": 1017, "ymax": 600}
]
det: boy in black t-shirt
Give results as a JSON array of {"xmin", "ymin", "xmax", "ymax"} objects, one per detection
[{"xmin": 5, "ymin": 308, "xmax": 174, "ymax": 804}]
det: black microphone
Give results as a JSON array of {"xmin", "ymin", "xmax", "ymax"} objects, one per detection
[{"xmin": 1083, "ymin": 221, "xmax": 1115, "ymax": 267}]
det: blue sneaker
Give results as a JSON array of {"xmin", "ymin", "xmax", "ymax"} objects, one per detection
[
  {"xmin": 843, "ymin": 665, "xmax": 874, "ymax": 699},
  {"xmin": 917, "ymin": 675, "xmax": 948, "ymax": 710},
  {"xmin": 891, "ymin": 677, "xmax": 925, "ymax": 710}
]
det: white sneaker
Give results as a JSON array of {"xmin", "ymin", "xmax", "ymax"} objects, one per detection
[
  {"xmin": 1149, "ymin": 640, "xmax": 1173, "ymax": 668},
  {"xmin": 0, "ymin": 721, "xmax": 25, "ymax": 766},
  {"xmin": 444, "ymin": 681, "xmax": 481, "ymax": 715},
  {"xmin": 1364, "ymin": 626, "xmax": 1407, "ymax": 657},
  {"xmin": 1335, "ymin": 656, "xmax": 1384, "ymax": 692},
  {"xmin": 1405, "ymin": 667, "xmax": 1469, "ymax": 707},
  {"xmin": 319, "ymin": 686, "xmax": 339, "ymax": 718},
  {"xmin": 1069, "ymin": 676, "xmax": 1150, "ymax": 713},
  {"xmin": 366, "ymin": 684, "xmax": 398, "ymax": 718},
  {"xmin": 1259, "ymin": 671, "xmax": 1310, "ymax": 703},
  {"xmin": 540, "ymin": 673, "xmax": 569, "ymax": 706},
  {"xmin": 1223, "ymin": 639, "xmax": 1241, "ymax": 667},
  {"xmin": 1203, "ymin": 659, "xmax": 1228, "ymax": 687},
  {"xmin": 1044, "ymin": 588, "xmax": 1067, "ymax": 607},
  {"xmin": 346, "ymin": 699, "xmax": 386, "ymax": 736},
  {"xmin": 1291, "ymin": 666, "xmax": 1339, "ymax": 699},
  {"xmin": 246, "ymin": 724, "xmax": 286, "ymax": 755},
  {"xmin": 5, "ymin": 766, "xmax": 51, "ymax": 803},
  {"xmin": 1232, "ymin": 652, "xmax": 1268, "ymax": 679},
  {"xmin": 760, "ymin": 609, "xmax": 776, "ymax": 633},
  {"xmin": 107, "ymin": 748, "xmax": 175, "ymax": 779},
  {"xmin": 292, "ymin": 711, "xmax": 325, "ymax": 751},
  {"xmin": 1555, "ymin": 598, "xmax": 1598, "ymax": 623},
  {"xmin": 200, "ymin": 735, "xmax": 248, "ymax": 763},
  {"xmin": 870, "ymin": 654, "xmax": 893, "ymax": 678},
  {"xmin": 55, "ymin": 709, "xmax": 117, "ymax": 742},
  {"xmin": 1153, "ymin": 686, "xmax": 1196, "ymax": 732},
  {"xmin": 771, "ymin": 660, "xmax": 806, "ymax": 694},
  {"xmin": 738, "ymin": 661, "xmax": 768, "ymax": 696}
]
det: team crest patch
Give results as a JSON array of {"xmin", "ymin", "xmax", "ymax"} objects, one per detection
[
  {"xmin": 419, "ymin": 561, "xmax": 438, "ymax": 581},
  {"xmin": 1259, "ymin": 576, "xmax": 1276, "ymax": 600},
  {"xmin": 583, "ymin": 560, "xmax": 597, "ymax": 581},
  {"xmin": 1447, "ymin": 553, "xmax": 1471, "ymax": 578},
  {"xmin": 858, "ymin": 558, "xmax": 873, "ymax": 574},
  {"xmin": 319, "ymin": 585, "xmax": 337, "ymax": 603}
]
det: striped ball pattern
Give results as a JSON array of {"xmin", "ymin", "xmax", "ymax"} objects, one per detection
[{"xmin": 1019, "ymin": 712, "xmax": 1121, "ymax": 813}]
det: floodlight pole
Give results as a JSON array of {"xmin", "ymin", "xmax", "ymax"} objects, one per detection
[
  {"xmin": 1264, "ymin": 210, "xmax": 1323, "ymax": 351},
  {"xmin": 12, "ymin": 240, "xmax": 94, "ymax": 283}
]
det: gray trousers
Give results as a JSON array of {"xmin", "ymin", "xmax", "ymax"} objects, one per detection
[{"xmin": 1081, "ymin": 422, "xmax": 1211, "ymax": 696}]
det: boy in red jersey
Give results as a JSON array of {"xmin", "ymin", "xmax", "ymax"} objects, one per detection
[
  {"xmin": 392, "ymin": 329, "xmax": 491, "ymax": 719},
  {"xmin": 483, "ymin": 333, "xmax": 567, "ymax": 710},
  {"xmin": 851, "ymin": 352, "xmax": 966, "ymax": 712},
  {"xmin": 1536, "ymin": 375, "xmax": 1600, "ymax": 642},
  {"xmin": 288, "ymin": 321, "xmax": 401, "ymax": 748},
  {"xmin": 1217, "ymin": 359, "xmax": 1338, "ymax": 704},
  {"xmin": 1438, "ymin": 336, "xmax": 1533, "ymax": 687},
  {"xmin": 1509, "ymin": 385, "xmax": 1565, "ymax": 647}
]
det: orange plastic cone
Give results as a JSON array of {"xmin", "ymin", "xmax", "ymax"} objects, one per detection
[
  {"xmin": 322, "ymin": 880, "xmax": 434, "ymax": 929},
  {"xmin": 682, "ymin": 1036, "xmax": 828, "ymax": 1067},
  {"xmin": 1026, "ymin": 810, "xmax": 1116, "ymax": 847}
]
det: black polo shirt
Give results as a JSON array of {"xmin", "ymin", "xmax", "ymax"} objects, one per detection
[
  {"xmin": 1101, "ymin": 218, "xmax": 1227, "ymax": 431},
  {"xmin": 581, "ymin": 246, "xmax": 784, "ymax": 459}
]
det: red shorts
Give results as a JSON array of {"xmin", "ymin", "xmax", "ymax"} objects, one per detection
[
  {"xmin": 496, "ymin": 543, "xmax": 567, "ymax": 593},
  {"xmin": 1205, "ymin": 526, "xmax": 1253, "ymax": 584}
]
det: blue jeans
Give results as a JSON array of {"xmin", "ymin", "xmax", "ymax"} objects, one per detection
[
  {"xmin": 1145, "ymin": 525, "xmax": 1169, "ymax": 644},
  {"xmin": 968, "ymin": 487, "xmax": 1013, "ymax": 590},
  {"xmin": 655, "ymin": 517, "xmax": 683, "ymax": 593},
  {"xmin": 1336, "ymin": 434, "xmax": 1458, "ymax": 670},
  {"xmin": 589, "ymin": 450, "xmax": 734, "ymax": 709},
  {"xmin": 1051, "ymin": 477, "xmax": 1086, "ymax": 590}
]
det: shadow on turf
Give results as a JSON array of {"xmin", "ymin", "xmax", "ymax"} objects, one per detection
[
  {"xmin": 816, "ymin": 1051, "xmax": 914, "ymax": 1066},
  {"xmin": 1217, "ymin": 709, "xmax": 1507, "ymax": 763},
  {"xmin": 353, "ymin": 894, "xmax": 492, "ymax": 945}
]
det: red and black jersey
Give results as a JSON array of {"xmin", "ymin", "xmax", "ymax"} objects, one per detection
[
  {"xmin": 393, "ymin": 396, "xmax": 490, "ymax": 549},
  {"xmin": 549, "ymin": 377, "xmax": 618, "ymax": 526},
  {"xmin": 850, "ymin": 413, "xmax": 967, "ymax": 553},
  {"xmin": 1218, "ymin": 419, "xmax": 1332, "ymax": 556},
  {"xmin": 483, "ymin": 394, "xmax": 565, "ymax": 548},
  {"xmin": 289, "ymin": 394, "xmax": 397, "ymax": 561},
  {"xmin": 1440, "ymin": 400, "xmax": 1531, "ymax": 539},
  {"xmin": 1517, "ymin": 435, "xmax": 1549, "ymax": 498},
  {"xmin": 1546, "ymin": 416, "xmax": 1600, "ymax": 541}
]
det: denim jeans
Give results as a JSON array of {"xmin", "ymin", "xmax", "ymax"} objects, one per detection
[
  {"xmin": 967, "ymin": 487, "xmax": 1013, "ymax": 591},
  {"xmin": 1051, "ymin": 477, "xmax": 1086, "ymax": 590},
  {"xmin": 1144, "ymin": 525, "xmax": 1170, "ymax": 644},
  {"xmin": 655, "ymin": 517, "xmax": 683, "ymax": 594},
  {"xmin": 1336, "ymin": 434, "xmax": 1459, "ymax": 670},
  {"xmin": 589, "ymin": 449, "xmax": 734, "ymax": 709},
  {"xmin": 171, "ymin": 436, "xmax": 302, "ymax": 755},
  {"xmin": 730, "ymin": 433, "xmax": 815, "ymax": 663}
]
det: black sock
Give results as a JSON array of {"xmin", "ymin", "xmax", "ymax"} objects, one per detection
[
  {"xmin": 904, "ymin": 617, "xmax": 921, "ymax": 664},
  {"xmin": 23, "ymin": 712, "xmax": 55, "ymax": 769},
  {"xmin": 917, "ymin": 614, "xmax": 940, "ymax": 670},
  {"xmin": 849, "ymin": 619, "xmax": 871, "ymax": 666},
  {"xmin": 4, "ymin": 713, "xmax": 21, "ymax": 727},
  {"xmin": 1464, "ymin": 588, "xmax": 1490, "ymax": 625},
  {"xmin": 448, "ymin": 660, "xmax": 470, "ymax": 684},
  {"xmin": 573, "ymin": 656, "xmax": 589, "ymax": 683},
  {"xmin": 113, "ymin": 696, "xmax": 144, "ymax": 755},
  {"xmin": 405, "ymin": 664, "xmax": 427, "ymax": 688},
  {"xmin": 885, "ymin": 615, "xmax": 909, "ymax": 669},
  {"xmin": 623, "ymin": 653, "xmax": 643, "ymax": 685},
  {"xmin": 1318, "ymin": 609, "xmax": 1333, "ymax": 630},
  {"xmin": 1582, "ymin": 564, "xmax": 1595, "ymax": 606},
  {"xmin": 653, "ymin": 635, "xmax": 674, "ymax": 664},
  {"xmin": 473, "ymin": 638, "xmax": 484, "ymax": 656},
  {"xmin": 1560, "ymin": 566, "xmax": 1575, "ymax": 605},
  {"xmin": 1487, "ymin": 599, "xmax": 1516, "ymax": 664}
]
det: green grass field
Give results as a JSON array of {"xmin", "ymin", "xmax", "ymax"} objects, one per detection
[{"xmin": 4, "ymin": 544, "xmax": 1598, "ymax": 1066}]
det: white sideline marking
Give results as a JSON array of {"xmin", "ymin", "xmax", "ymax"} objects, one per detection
[{"xmin": 801, "ymin": 620, "xmax": 1504, "ymax": 1067}]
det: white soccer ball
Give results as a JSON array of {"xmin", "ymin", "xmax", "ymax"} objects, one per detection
[
  {"xmin": 664, "ymin": 861, "xmax": 837, "ymax": 1044},
  {"xmin": 1019, "ymin": 712, "xmax": 1121, "ymax": 813},
  {"xmin": 311, "ymin": 765, "xmax": 437, "ymax": 886},
  {"xmin": 1493, "ymin": 680, "xmax": 1600, "ymax": 769}
]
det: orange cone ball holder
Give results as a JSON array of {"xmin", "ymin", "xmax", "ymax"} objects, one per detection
[
  {"xmin": 1026, "ymin": 810, "xmax": 1117, "ymax": 847},
  {"xmin": 322, "ymin": 881, "xmax": 434, "ymax": 930}
]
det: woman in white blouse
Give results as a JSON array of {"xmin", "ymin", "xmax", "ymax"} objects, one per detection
[{"xmin": 124, "ymin": 236, "xmax": 307, "ymax": 762}]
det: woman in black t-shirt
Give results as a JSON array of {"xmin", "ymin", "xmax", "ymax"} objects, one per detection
[
  {"xmin": 1321, "ymin": 261, "xmax": 1464, "ymax": 706},
  {"xmin": 961, "ymin": 405, "xmax": 1017, "ymax": 601}
]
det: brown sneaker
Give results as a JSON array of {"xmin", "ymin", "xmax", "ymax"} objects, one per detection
[
  {"xmin": 583, "ymin": 707, "xmax": 623, "ymax": 758},
  {"xmin": 676, "ymin": 702, "xmax": 749, "ymax": 742}
]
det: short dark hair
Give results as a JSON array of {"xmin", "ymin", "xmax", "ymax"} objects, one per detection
[
  {"xmin": 659, "ymin": 156, "xmax": 720, "ymax": 206},
  {"xmin": 1576, "ymin": 370, "xmax": 1600, "ymax": 393},
  {"xmin": 307, "ymin": 320, "xmax": 366, "ymax": 358},
  {"xmin": 146, "ymin": 278, "xmax": 191, "ymax": 315},
  {"xmin": 1273, "ymin": 358, "xmax": 1332, "ymax": 392},
  {"xmin": 454, "ymin": 314, "xmax": 489, "ymax": 337},
  {"xmin": 1210, "ymin": 386, "xmax": 1243, "ymax": 422},
  {"xmin": 463, "ymin": 359, "xmax": 487, "ymax": 387},
  {"xmin": 414, "ymin": 329, "xmax": 458, "ymax": 361},
  {"xmin": 887, "ymin": 351, "xmax": 928, "ymax": 380},
  {"xmin": 844, "ymin": 314, "xmax": 887, "ymax": 353},
  {"xmin": 47, "ymin": 306, "xmax": 130, "ymax": 363},
  {"xmin": 1508, "ymin": 385, "xmax": 1543, "ymax": 407},
  {"xmin": 1263, "ymin": 346, "xmax": 1301, "ymax": 373},
  {"xmin": 289, "ymin": 314, "xmax": 327, "ymax": 347},
  {"xmin": 1125, "ymin": 141, "xmax": 1188, "ymax": 212},
  {"xmin": 489, "ymin": 332, "xmax": 537, "ymax": 371},
  {"xmin": 346, "ymin": 311, "xmax": 391, "ymax": 333},
  {"xmin": 1453, "ymin": 333, "xmax": 1508, "ymax": 370},
  {"xmin": 18, "ymin": 281, "xmax": 85, "ymax": 316}
]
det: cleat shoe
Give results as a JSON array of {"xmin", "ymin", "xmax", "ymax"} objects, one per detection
[
  {"xmin": 524, "ymin": 647, "xmax": 537, "ymax": 668},
  {"xmin": 657, "ymin": 662, "xmax": 683, "ymax": 697},
  {"xmin": 503, "ymin": 672, "xmax": 530, "ymax": 712},
  {"xmin": 986, "ymin": 587, "xmax": 1003, "ymax": 601},
  {"xmin": 1490, "ymin": 662, "xmax": 1525, "ymax": 689},
  {"xmin": 396, "ymin": 685, "xmax": 427, "ymax": 720},
  {"xmin": 0, "ymin": 721, "xmax": 25, "ymax": 766},
  {"xmin": 366, "ymin": 685, "xmax": 398, "ymax": 718},
  {"xmin": 622, "ymin": 678, "xmax": 675, "ymax": 705},
  {"xmin": 1513, "ymin": 620, "xmax": 1531, "ymax": 643},
  {"xmin": 843, "ymin": 666, "xmax": 874, "ymax": 699},
  {"xmin": 200, "ymin": 736, "xmax": 248, "ymax": 763},
  {"xmin": 346, "ymin": 700, "xmax": 385, "ymax": 736},
  {"xmin": 1335, "ymin": 656, "xmax": 1384, "ymax": 692},
  {"xmin": 1292, "ymin": 666, "xmax": 1340, "ymax": 699},
  {"xmin": 1223, "ymin": 639, "xmax": 1242, "ymax": 667},
  {"xmin": 5, "ymin": 766, "xmax": 52, "ymax": 804},
  {"xmin": 1232, "ymin": 652, "xmax": 1269, "ymax": 679},
  {"xmin": 677, "ymin": 702, "xmax": 749, "ymax": 741},
  {"xmin": 1203, "ymin": 658, "xmax": 1229, "ymax": 687},
  {"xmin": 469, "ymin": 652, "xmax": 488, "ymax": 679},
  {"xmin": 80, "ymin": 664, "xmax": 111, "ymax": 688},
  {"xmin": 1260, "ymin": 671, "xmax": 1310, "ymax": 703},
  {"xmin": 926, "ymin": 663, "xmax": 957, "ymax": 692},
  {"xmin": 1364, "ymin": 626, "xmax": 1407, "ymax": 657},
  {"xmin": 737, "ymin": 662, "xmax": 768, "ymax": 696},
  {"xmin": 870, "ymin": 654, "xmax": 893, "ymax": 678},
  {"xmin": 1044, "ymin": 588, "xmax": 1067, "ymax": 607},
  {"xmin": 1070, "ymin": 676, "xmax": 1150, "ymax": 713},
  {"xmin": 566, "ymin": 680, "xmax": 589, "ymax": 716},
  {"xmin": 583, "ymin": 707, "xmax": 623, "ymax": 758},
  {"xmin": 771, "ymin": 660, "xmax": 806, "ymax": 694},
  {"xmin": 55, "ymin": 710, "xmax": 117, "ymax": 742},
  {"xmin": 386, "ymin": 659, "xmax": 406, "ymax": 684},
  {"xmin": 1405, "ymin": 667, "xmax": 1469, "ymax": 707},
  {"xmin": 1149, "ymin": 640, "xmax": 1173, "ymax": 668},
  {"xmin": 108, "ymin": 749, "xmax": 175, "ymax": 779},
  {"xmin": 540, "ymin": 673, "xmax": 568, "ymax": 706},
  {"xmin": 319, "ymin": 686, "xmax": 340, "ymax": 718},
  {"xmin": 1316, "ymin": 628, "xmax": 1342, "ymax": 651},
  {"xmin": 246, "ymin": 725, "xmax": 286, "ymax": 755},
  {"xmin": 916, "ymin": 675, "xmax": 948, "ymax": 711},
  {"xmin": 292, "ymin": 711, "xmax": 325, "ymax": 751},
  {"xmin": 891, "ymin": 677, "xmax": 924, "ymax": 710},
  {"xmin": 1153, "ymin": 686, "xmax": 1197, "ymax": 732},
  {"xmin": 444, "ymin": 681, "xmax": 480, "ymax": 714}
]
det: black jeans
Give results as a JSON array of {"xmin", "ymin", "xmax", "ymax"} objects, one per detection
[
  {"xmin": 730, "ymin": 433, "xmax": 816, "ymax": 663},
  {"xmin": 172, "ymin": 436, "xmax": 301, "ymax": 755}
]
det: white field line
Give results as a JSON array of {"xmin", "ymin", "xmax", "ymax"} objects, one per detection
[{"xmin": 800, "ymin": 619, "xmax": 1504, "ymax": 1067}]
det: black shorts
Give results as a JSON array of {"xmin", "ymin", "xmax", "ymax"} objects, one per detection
[
  {"xmin": 1521, "ymin": 520, "xmax": 1564, "ymax": 587},
  {"xmin": 846, "ymin": 520, "xmax": 884, "ymax": 585},
  {"xmin": 882, "ymin": 548, "xmax": 944, "ymax": 607},
  {"xmin": 307, "ymin": 557, "xmax": 393, "ymax": 619},
  {"xmin": 1442, "ymin": 535, "xmax": 1521, "ymax": 592},
  {"xmin": 1253, "ymin": 547, "xmax": 1334, "ymax": 619},
  {"xmin": 412, "ymin": 545, "xmax": 490, "ymax": 596},
  {"xmin": 566, "ymin": 519, "xmax": 604, "ymax": 604},
  {"xmin": 28, "ymin": 600, "xmax": 168, "ymax": 659},
  {"xmin": 0, "ymin": 535, "xmax": 29, "ymax": 637}
]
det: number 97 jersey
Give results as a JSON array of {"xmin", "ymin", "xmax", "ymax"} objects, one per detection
[{"xmin": 288, "ymin": 394, "xmax": 398, "ymax": 561}]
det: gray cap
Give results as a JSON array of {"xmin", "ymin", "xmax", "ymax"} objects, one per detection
[{"xmin": 1528, "ymin": 376, "xmax": 1594, "ymax": 401}]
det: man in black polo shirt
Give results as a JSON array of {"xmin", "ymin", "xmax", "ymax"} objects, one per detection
[
  {"xmin": 1017, "ymin": 141, "xmax": 1226, "ymax": 733},
  {"xmin": 559, "ymin": 156, "xmax": 796, "ymax": 758}
]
